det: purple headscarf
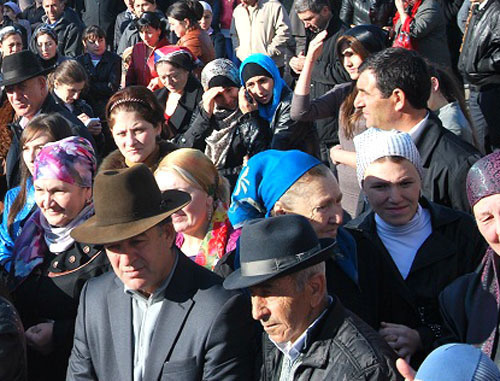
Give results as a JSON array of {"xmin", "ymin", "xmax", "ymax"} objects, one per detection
[
  {"xmin": 33, "ymin": 136, "xmax": 96, "ymax": 188},
  {"xmin": 466, "ymin": 152, "xmax": 500, "ymax": 208}
]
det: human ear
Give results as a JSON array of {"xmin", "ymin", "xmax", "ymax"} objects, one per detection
[
  {"xmin": 307, "ymin": 272, "xmax": 326, "ymax": 308},
  {"xmin": 392, "ymin": 88, "xmax": 405, "ymax": 112},
  {"xmin": 272, "ymin": 201, "xmax": 288, "ymax": 216}
]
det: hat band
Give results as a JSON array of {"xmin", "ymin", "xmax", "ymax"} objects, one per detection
[{"xmin": 241, "ymin": 244, "xmax": 322, "ymax": 277}]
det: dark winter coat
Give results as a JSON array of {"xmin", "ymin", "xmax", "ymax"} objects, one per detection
[
  {"xmin": 155, "ymin": 75, "xmax": 203, "ymax": 141},
  {"xmin": 458, "ymin": 0, "xmax": 500, "ymax": 87},
  {"xmin": 340, "ymin": 0, "xmax": 372, "ymax": 25},
  {"xmin": 239, "ymin": 86, "xmax": 320, "ymax": 158},
  {"xmin": 414, "ymin": 112, "xmax": 481, "ymax": 213},
  {"xmin": 258, "ymin": 297, "xmax": 402, "ymax": 380},
  {"xmin": 345, "ymin": 198, "xmax": 485, "ymax": 365}
]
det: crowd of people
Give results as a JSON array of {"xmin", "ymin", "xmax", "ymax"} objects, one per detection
[{"xmin": 0, "ymin": 0, "xmax": 498, "ymax": 379}]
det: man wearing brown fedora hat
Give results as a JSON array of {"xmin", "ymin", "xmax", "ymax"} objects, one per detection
[
  {"xmin": 66, "ymin": 164, "xmax": 256, "ymax": 381},
  {"xmin": 224, "ymin": 215, "xmax": 401, "ymax": 380},
  {"xmin": 1, "ymin": 50, "xmax": 95, "ymax": 189}
]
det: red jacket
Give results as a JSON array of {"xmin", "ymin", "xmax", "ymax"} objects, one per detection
[{"xmin": 125, "ymin": 38, "xmax": 170, "ymax": 87}]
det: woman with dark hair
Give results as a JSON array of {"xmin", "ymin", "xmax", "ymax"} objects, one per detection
[
  {"xmin": 291, "ymin": 25, "xmax": 389, "ymax": 218},
  {"xmin": 167, "ymin": 0, "xmax": 215, "ymax": 68},
  {"xmin": 0, "ymin": 114, "xmax": 73, "ymax": 272},
  {"xmin": 100, "ymin": 86, "xmax": 177, "ymax": 171},
  {"xmin": 149, "ymin": 46, "xmax": 203, "ymax": 140},
  {"xmin": 49, "ymin": 60, "xmax": 105, "ymax": 154},
  {"xmin": 125, "ymin": 11, "xmax": 170, "ymax": 87},
  {"xmin": 33, "ymin": 27, "xmax": 66, "ymax": 70},
  {"xmin": 427, "ymin": 64, "xmax": 477, "ymax": 150}
]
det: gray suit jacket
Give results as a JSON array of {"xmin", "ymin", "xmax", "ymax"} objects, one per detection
[{"xmin": 66, "ymin": 251, "xmax": 256, "ymax": 381}]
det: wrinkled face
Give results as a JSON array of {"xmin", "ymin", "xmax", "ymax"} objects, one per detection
[
  {"xmin": 168, "ymin": 17, "xmax": 187, "ymax": 38},
  {"xmin": 0, "ymin": 34, "xmax": 22, "ymax": 57},
  {"xmin": 36, "ymin": 33, "xmax": 57, "ymax": 60},
  {"xmin": 139, "ymin": 25, "xmax": 161, "ymax": 48},
  {"xmin": 54, "ymin": 80, "xmax": 85, "ymax": 104},
  {"xmin": 286, "ymin": 172, "xmax": 343, "ymax": 239},
  {"xmin": 84, "ymin": 36, "xmax": 106, "ymax": 56},
  {"xmin": 473, "ymin": 194, "xmax": 500, "ymax": 255},
  {"xmin": 22, "ymin": 132, "xmax": 53, "ymax": 175},
  {"xmin": 340, "ymin": 43, "xmax": 363, "ymax": 80},
  {"xmin": 199, "ymin": 10, "xmax": 212, "ymax": 31},
  {"xmin": 105, "ymin": 224, "xmax": 176, "ymax": 296},
  {"xmin": 245, "ymin": 75, "xmax": 273, "ymax": 105},
  {"xmin": 6, "ymin": 76, "xmax": 47, "ymax": 119},
  {"xmin": 354, "ymin": 69, "xmax": 396, "ymax": 129},
  {"xmin": 42, "ymin": 0, "xmax": 64, "ymax": 23},
  {"xmin": 156, "ymin": 62, "xmax": 189, "ymax": 94},
  {"xmin": 297, "ymin": 7, "xmax": 330, "ymax": 33},
  {"xmin": 155, "ymin": 170, "xmax": 211, "ymax": 238},
  {"xmin": 111, "ymin": 110, "xmax": 160, "ymax": 164},
  {"xmin": 134, "ymin": 0, "xmax": 155, "ymax": 17},
  {"xmin": 250, "ymin": 275, "xmax": 313, "ymax": 344},
  {"xmin": 363, "ymin": 158, "xmax": 421, "ymax": 226},
  {"xmin": 34, "ymin": 179, "xmax": 91, "ymax": 227},
  {"xmin": 214, "ymin": 87, "xmax": 239, "ymax": 110}
]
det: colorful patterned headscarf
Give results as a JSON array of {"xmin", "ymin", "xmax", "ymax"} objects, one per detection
[
  {"xmin": 201, "ymin": 58, "xmax": 239, "ymax": 90},
  {"xmin": 228, "ymin": 150, "xmax": 321, "ymax": 228},
  {"xmin": 34, "ymin": 136, "xmax": 96, "ymax": 188},
  {"xmin": 466, "ymin": 152, "xmax": 500, "ymax": 208},
  {"xmin": 151, "ymin": 45, "xmax": 200, "ymax": 71}
]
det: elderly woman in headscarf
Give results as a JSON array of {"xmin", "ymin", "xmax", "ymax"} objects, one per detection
[
  {"xmin": 178, "ymin": 58, "xmax": 270, "ymax": 189},
  {"xmin": 438, "ymin": 152, "xmax": 500, "ymax": 367},
  {"xmin": 344, "ymin": 129, "xmax": 484, "ymax": 367},
  {"xmin": 217, "ymin": 149, "xmax": 375, "ymax": 325},
  {"xmin": 149, "ymin": 45, "xmax": 203, "ymax": 141},
  {"xmin": 8, "ymin": 136, "xmax": 109, "ymax": 381},
  {"xmin": 239, "ymin": 53, "xmax": 319, "ymax": 157}
]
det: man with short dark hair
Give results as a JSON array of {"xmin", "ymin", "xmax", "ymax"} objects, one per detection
[
  {"xmin": 224, "ymin": 215, "xmax": 401, "ymax": 380},
  {"xmin": 354, "ymin": 47, "xmax": 481, "ymax": 212},
  {"xmin": 289, "ymin": 0, "xmax": 349, "ymax": 165},
  {"xmin": 30, "ymin": 0, "xmax": 84, "ymax": 57},
  {"xmin": 67, "ymin": 164, "xmax": 256, "ymax": 381}
]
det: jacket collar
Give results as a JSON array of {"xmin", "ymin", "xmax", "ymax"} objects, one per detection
[{"xmin": 412, "ymin": 111, "xmax": 445, "ymax": 166}]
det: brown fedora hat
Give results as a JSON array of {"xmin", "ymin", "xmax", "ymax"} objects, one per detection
[{"xmin": 71, "ymin": 164, "xmax": 191, "ymax": 245}]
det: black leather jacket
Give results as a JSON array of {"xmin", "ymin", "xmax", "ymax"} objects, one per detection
[
  {"xmin": 458, "ymin": 0, "xmax": 500, "ymax": 87},
  {"xmin": 339, "ymin": 0, "xmax": 372, "ymax": 25}
]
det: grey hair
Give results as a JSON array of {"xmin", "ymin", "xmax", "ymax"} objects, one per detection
[
  {"xmin": 292, "ymin": 262, "xmax": 326, "ymax": 291},
  {"xmin": 295, "ymin": 0, "xmax": 330, "ymax": 14}
]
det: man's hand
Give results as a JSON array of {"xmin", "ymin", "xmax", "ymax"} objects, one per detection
[
  {"xmin": 379, "ymin": 322, "xmax": 422, "ymax": 362},
  {"xmin": 290, "ymin": 53, "xmax": 306, "ymax": 74},
  {"xmin": 25, "ymin": 322, "xmax": 54, "ymax": 355},
  {"xmin": 202, "ymin": 86, "xmax": 225, "ymax": 117},
  {"xmin": 306, "ymin": 30, "xmax": 327, "ymax": 62},
  {"xmin": 396, "ymin": 358, "xmax": 417, "ymax": 381},
  {"xmin": 238, "ymin": 87, "xmax": 258, "ymax": 114}
]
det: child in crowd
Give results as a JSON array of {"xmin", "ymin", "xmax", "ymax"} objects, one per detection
[{"xmin": 199, "ymin": 1, "xmax": 226, "ymax": 59}]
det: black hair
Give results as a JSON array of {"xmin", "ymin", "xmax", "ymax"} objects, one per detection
[
  {"xmin": 358, "ymin": 47, "xmax": 431, "ymax": 110},
  {"xmin": 82, "ymin": 25, "xmax": 106, "ymax": 43},
  {"xmin": 167, "ymin": 0, "xmax": 204, "ymax": 24},
  {"xmin": 136, "ymin": 11, "xmax": 166, "ymax": 39}
]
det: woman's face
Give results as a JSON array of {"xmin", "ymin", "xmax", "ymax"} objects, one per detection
[
  {"xmin": 199, "ymin": 10, "xmax": 212, "ymax": 31},
  {"xmin": 34, "ymin": 179, "xmax": 91, "ymax": 227},
  {"xmin": 282, "ymin": 172, "xmax": 343, "ymax": 239},
  {"xmin": 36, "ymin": 33, "xmax": 57, "ymax": 60},
  {"xmin": 54, "ymin": 80, "xmax": 85, "ymax": 104},
  {"xmin": 168, "ymin": 17, "xmax": 188, "ymax": 38},
  {"xmin": 155, "ymin": 170, "xmax": 212, "ymax": 237},
  {"xmin": 340, "ymin": 42, "xmax": 363, "ymax": 80},
  {"xmin": 473, "ymin": 194, "xmax": 500, "ymax": 255},
  {"xmin": 245, "ymin": 75, "xmax": 274, "ymax": 105},
  {"xmin": 139, "ymin": 25, "xmax": 161, "ymax": 48},
  {"xmin": 111, "ymin": 110, "xmax": 160, "ymax": 164},
  {"xmin": 156, "ymin": 62, "xmax": 189, "ymax": 94},
  {"xmin": 22, "ymin": 132, "xmax": 53, "ymax": 175},
  {"xmin": 363, "ymin": 158, "xmax": 421, "ymax": 226}
]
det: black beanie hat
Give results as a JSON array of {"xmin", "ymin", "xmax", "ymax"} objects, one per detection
[{"xmin": 241, "ymin": 63, "xmax": 273, "ymax": 85}]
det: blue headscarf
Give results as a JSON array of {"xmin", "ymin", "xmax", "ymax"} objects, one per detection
[
  {"xmin": 239, "ymin": 53, "xmax": 288, "ymax": 123},
  {"xmin": 229, "ymin": 150, "xmax": 321, "ymax": 228}
]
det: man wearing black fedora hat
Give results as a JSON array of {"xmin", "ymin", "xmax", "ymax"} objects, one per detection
[
  {"xmin": 224, "ymin": 215, "xmax": 401, "ymax": 380},
  {"xmin": 66, "ymin": 164, "xmax": 256, "ymax": 381},
  {"xmin": 1, "ymin": 50, "xmax": 95, "ymax": 189}
]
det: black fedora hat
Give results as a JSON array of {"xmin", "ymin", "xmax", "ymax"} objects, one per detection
[
  {"xmin": 0, "ymin": 50, "xmax": 52, "ymax": 87},
  {"xmin": 71, "ymin": 164, "xmax": 191, "ymax": 245},
  {"xmin": 223, "ymin": 215, "xmax": 336, "ymax": 290}
]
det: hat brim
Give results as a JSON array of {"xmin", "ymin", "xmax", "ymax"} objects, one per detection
[
  {"xmin": 0, "ymin": 67, "xmax": 53, "ymax": 87},
  {"xmin": 71, "ymin": 191, "xmax": 190, "ymax": 245},
  {"xmin": 223, "ymin": 238, "xmax": 337, "ymax": 290}
]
